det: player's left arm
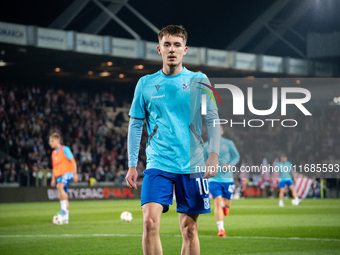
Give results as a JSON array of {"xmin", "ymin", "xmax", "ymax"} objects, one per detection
[
  {"xmin": 203, "ymin": 143, "xmax": 209, "ymax": 163},
  {"xmin": 70, "ymin": 157, "xmax": 78, "ymax": 183},
  {"xmin": 51, "ymin": 168, "xmax": 56, "ymax": 187},
  {"xmin": 203, "ymin": 109, "xmax": 220, "ymax": 179},
  {"xmin": 199, "ymin": 74, "xmax": 220, "ymax": 178},
  {"xmin": 63, "ymin": 146, "xmax": 78, "ymax": 182}
]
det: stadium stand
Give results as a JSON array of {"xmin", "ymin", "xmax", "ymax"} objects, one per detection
[
  {"xmin": 0, "ymin": 83, "xmax": 146, "ymax": 186},
  {"xmin": 1, "ymin": 83, "xmax": 339, "ymax": 187}
]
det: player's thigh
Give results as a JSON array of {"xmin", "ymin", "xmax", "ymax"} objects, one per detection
[
  {"xmin": 222, "ymin": 183, "xmax": 234, "ymax": 200},
  {"xmin": 57, "ymin": 174, "xmax": 72, "ymax": 193},
  {"xmin": 56, "ymin": 182, "xmax": 66, "ymax": 191},
  {"xmin": 209, "ymin": 182, "xmax": 224, "ymax": 199},
  {"xmin": 141, "ymin": 169, "xmax": 175, "ymax": 207}
]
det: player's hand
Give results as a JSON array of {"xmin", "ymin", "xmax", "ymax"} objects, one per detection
[
  {"xmin": 126, "ymin": 167, "xmax": 138, "ymax": 189},
  {"xmin": 73, "ymin": 174, "xmax": 78, "ymax": 183},
  {"xmin": 51, "ymin": 179, "xmax": 55, "ymax": 187},
  {"xmin": 204, "ymin": 153, "xmax": 219, "ymax": 179}
]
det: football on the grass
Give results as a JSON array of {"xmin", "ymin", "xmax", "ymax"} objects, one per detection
[
  {"xmin": 53, "ymin": 215, "xmax": 64, "ymax": 225},
  {"xmin": 120, "ymin": 211, "xmax": 133, "ymax": 222}
]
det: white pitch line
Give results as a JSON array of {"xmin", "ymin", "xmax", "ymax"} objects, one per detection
[{"xmin": 0, "ymin": 234, "xmax": 339, "ymax": 242}]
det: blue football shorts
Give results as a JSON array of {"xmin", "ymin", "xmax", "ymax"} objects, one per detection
[
  {"xmin": 209, "ymin": 182, "xmax": 235, "ymax": 200},
  {"xmin": 279, "ymin": 179, "xmax": 294, "ymax": 188},
  {"xmin": 141, "ymin": 169, "xmax": 211, "ymax": 214},
  {"xmin": 56, "ymin": 172, "xmax": 74, "ymax": 192}
]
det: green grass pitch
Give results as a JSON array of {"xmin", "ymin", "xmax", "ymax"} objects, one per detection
[{"xmin": 0, "ymin": 199, "xmax": 340, "ymax": 254}]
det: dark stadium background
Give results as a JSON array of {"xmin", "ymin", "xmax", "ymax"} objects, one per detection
[
  {"xmin": 0, "ymin": 0, "xmax": 339, "ymax": 196},
  {"xmin": 1, "ymin": 0, "xmax": 339, "ymax": 98},
  {"xmin": 1, "ymin": 2, "xmax": 340, "ymax": 254},
  {"xmin": 2, "ymin": 0, "xmax": 340, "ymax": 55}
]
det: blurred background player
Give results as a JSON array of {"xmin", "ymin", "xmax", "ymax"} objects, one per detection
[
  {"xmin": 277, "ymin": 153, "xmax": 299, "ymax": 207},
  {"xmin": 204, "ymin": 126, "xmax": 240, "ymax": 237},
  {"xmin": 50, "ymin": 133, "xmax": 78, "ymax": 224},
  {"xmin": 270, "ymin": 158, "xmax": 280, "ymax": 198},
  {"xmin": 259, "ymin": 157, "xmax": 271, "ymax": 197},
  {"xmin": 239, "ymin": 160, "xmax": 249, "ymax": 197}
]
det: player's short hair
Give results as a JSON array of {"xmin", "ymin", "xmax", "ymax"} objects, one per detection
[
  {"xmin": 49, "ymin": 133, "xmax": 62, "ymax": 140},
  {"xmin": 158, "ymin": 25, "xmax": 188, "ymax": 44},
  {"xmin": 281, "ymin": 153, "xmax": 287, "ymax": 158}
]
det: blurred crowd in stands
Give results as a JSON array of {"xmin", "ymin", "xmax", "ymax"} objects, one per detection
[
  {"xmin": 0, "ymin": 83, "xmax": 339, "ymax": 186},
  {"xmin": 230, "ymin": 107, "xmax": 340, "ymax": 168},
  {"xmin": 0, "ymin": 84, "xmax": 146, "ymax": 186}
]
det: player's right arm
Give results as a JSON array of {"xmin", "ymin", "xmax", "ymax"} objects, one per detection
[
  {"xmin": 126, "ymin": 117, "xmax": 144, "ymax": 189},
  {"xmin": 51, "ymin": 168, "xmax": 55, "ymax": 187},
  {"xmin": 126, "ymin": 78, "xmax": 145, "ymax": 189},
  {"xmin": 289, "ymin": 162, "xmax": 296, "ymax": 182},
  {"xmin": 51, "ymin": 154, "xmax": 55, "ymax": 187}
]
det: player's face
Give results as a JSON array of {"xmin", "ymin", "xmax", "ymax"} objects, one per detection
[
  {"xmin": 281, "ymin": 156, "xmax": 287, "ymax": 162},
  {"xmin": 49, "ymin": 138, "xmax": 59, "ymax": 149},
  {"xmin": 157, "ymin": 35, "xmax": 187, "ymax": 68}
]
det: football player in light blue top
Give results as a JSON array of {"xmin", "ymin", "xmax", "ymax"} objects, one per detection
[
  {"xmin": 204, "ymin": 126, "xmax": 240, "ymax": 237},
  {"xmin": 126, "ymin": 25, "xmax": 220, "ymax": 255},
  {"xmin": 277, "ymin": 153, "xmax": 300, "ymax": 207}
]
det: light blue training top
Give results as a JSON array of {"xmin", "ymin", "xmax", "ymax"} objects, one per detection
[
  {"xmin": 277, "ymin": 161, "xmax": 293, "ymax": 181},
  {"xmin": 55, "ymin": 145, "xmax": 74, "ymax": 160},
  {"xmin": 128, "ymin": 67, "xmax": 219, "ymax": 174}
]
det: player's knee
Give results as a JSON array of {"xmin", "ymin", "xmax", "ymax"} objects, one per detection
[
  {"xmin": 143, "ymin": 217, "xmax": 158, "ymax": 234},
  {"xmin": 182, "ymin": 223, "xmax": 197, "ymax": 241},
  {"xmin": 214, "ymin": 201, "xmax": 221, "ymax": 208}
]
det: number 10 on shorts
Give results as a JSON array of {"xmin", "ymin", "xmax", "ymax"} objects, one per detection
[{"xmin": 196, "ymin": 178, "xmax": 209, "ymax": 195}]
